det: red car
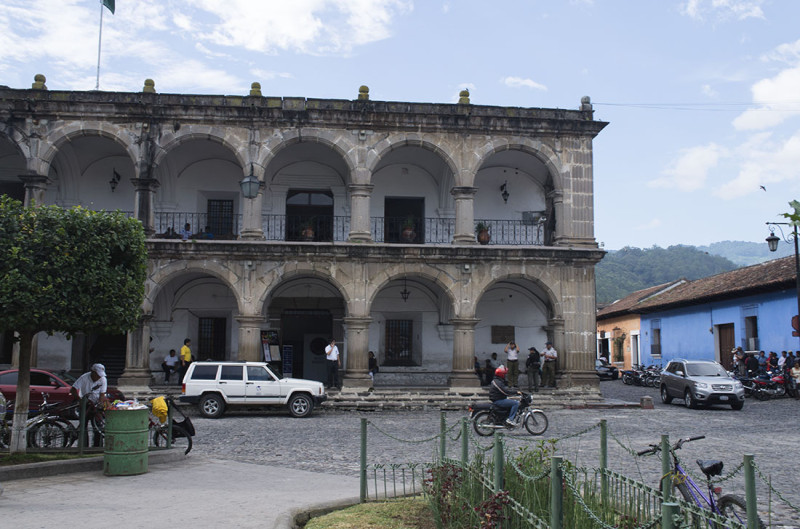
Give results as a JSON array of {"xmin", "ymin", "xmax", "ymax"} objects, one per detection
[{"xmin": 0, "ymin": 368, "xmax": 125, "ymax": 414}]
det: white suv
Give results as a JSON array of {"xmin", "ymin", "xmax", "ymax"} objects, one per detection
[{"xmin": 180, "ymin": 361, "xmax": 327, "ymax": 418}]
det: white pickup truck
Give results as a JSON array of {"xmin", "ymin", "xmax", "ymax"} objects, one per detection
[{"xmin": 180, "ymin": 361, "xmax": 327, "ymax": 418}]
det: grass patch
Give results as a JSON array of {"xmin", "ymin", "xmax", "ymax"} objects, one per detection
[
  {"xmin": 0, "ymin": 452, "xmax": 99, "ymax": 466},
  {"xmin": 304, "ymin": 498, "xmax": 437, "ymax": 529}
]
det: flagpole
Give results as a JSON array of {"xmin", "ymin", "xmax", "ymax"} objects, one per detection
[{"xmin": 95, "ymin": 0, "xmax": 104, "ymax": 90}]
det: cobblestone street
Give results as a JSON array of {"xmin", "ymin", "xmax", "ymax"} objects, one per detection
[{"xmin": 185, "ymin": 380, "xmax": 800, "ymax": 527}]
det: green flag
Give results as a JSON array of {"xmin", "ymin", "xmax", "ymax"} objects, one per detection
[{"xmin": 103, "ymin": 0, "xmax": 115, "ymax": 14}]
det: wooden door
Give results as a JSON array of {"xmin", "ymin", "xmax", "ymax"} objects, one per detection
[{"xmin": 718, "ymin": 324, "xmax": 735, "ymax": 369}]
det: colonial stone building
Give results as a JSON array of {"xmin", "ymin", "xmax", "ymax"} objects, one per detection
[{"xmin": 0, "ymin": 76, "xmax": 606, "ymax": 392}]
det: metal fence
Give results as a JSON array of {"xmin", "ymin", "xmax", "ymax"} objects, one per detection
[{"xmin": 359, "ymin": 415, "xmax": 787, "ymax": 529}]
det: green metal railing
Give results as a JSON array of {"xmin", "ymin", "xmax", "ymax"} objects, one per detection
[{"xmin": 357, "ymin": 413, "xmax": 791, "ymax": 529}]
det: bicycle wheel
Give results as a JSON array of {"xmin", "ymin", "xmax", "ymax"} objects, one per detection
[
  {"xmin": 48, "ymin": 417, "xmax": 79, "ymax": 447},
  {"xmin": 717, "ymin": 494, "xmax": 765, "ymax": 529},
  {"xmin": 523, "ymin": 410, "xmax": 548, "ymax": 435},
  {"xmin": 152, "ymin": 423, "xmax": 192, "ymax": 455},
  {"xmin": 28, "ymin": 419, "xmax": 70, "ymax": 449}
]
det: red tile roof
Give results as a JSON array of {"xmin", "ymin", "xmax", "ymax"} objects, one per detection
[{"xmin": 597, "ymin": 256, "xmax": 797, "ymax": 317}]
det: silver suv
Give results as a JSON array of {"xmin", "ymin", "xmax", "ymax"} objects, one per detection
[
  {"xmin": 180, "ymin": 361, "xmax": 326, "ymax": 418},
  {"xmin": 660, "ymin": 359, "xmax": 745, "ymax": 410}
]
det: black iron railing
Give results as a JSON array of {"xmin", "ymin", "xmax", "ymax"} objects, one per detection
[{"xmin": 150, "ymin": 212, "xmax": 546, "ymax": 246}]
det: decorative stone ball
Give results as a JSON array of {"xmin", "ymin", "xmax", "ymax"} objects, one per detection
[
  {"xmin": 143, "ymin": 79, "xmax": 156, "ymax": 93},
  {"xmin": 458, "ymin": 89, "xmax": 470, "ymax": 105},
  {"xmin": 32, "ymin": 74, "xmax": 47, "ymax": 90},
  {"xmin": 358, "ymin": 85, "xmax": 369, "ymax": 100},
  {"xmin": 250, "ymin": 82, "xmax": 262, "ymax": 97}
]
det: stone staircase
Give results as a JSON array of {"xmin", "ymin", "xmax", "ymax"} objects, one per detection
[{"xmin": 125, "ymin": 384, "xmax": 608, "ymax": 412}]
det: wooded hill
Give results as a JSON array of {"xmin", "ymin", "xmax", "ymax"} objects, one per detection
[{"xmin": 596, "ymin": 245, "xmax": 738, "ymax": 305}]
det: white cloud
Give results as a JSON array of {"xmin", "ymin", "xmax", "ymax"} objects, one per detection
[
  {"xmin": 717, "ymin": 131, "xmax": 800, "ymax": 198},
  {"xmin": 681, "ymin": 0, "xmax": 765, "ymax": 21},
  {"xmin": 650, "ymin": 143, "xmax": 727, "ymax": 191},
  {"xmin": 183, "ymin": 0, "xmax": 412, "ymax": 55},
  {"xmin": 732, "ymin": 65, "xmax": 800, "ymax": 130},
  {"xmin": 501, "ymin": 76, "xmax": 547, "ymax": 91},
  {"xmin": 701, "ymin": 84, "xmax": 718, "ymax": 97},
  {"xmin": 250, "ymin": 69, "xmax": 294, "ymax": 81}
]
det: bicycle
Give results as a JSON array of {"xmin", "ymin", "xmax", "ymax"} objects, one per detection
[
  {"xmin": 1, "ymin": 393, "xmax": 78, "ymax": 449},
  {"xmin": 638, "ymin": 435, "xmax": 765, "ymax": 529},
  {"xmin": 148, "ymin": 395, "xmax": 194, "ymax": 455}
]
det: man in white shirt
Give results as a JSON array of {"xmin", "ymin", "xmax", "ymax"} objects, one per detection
[
  {"xmin": 162, "ymin": 349, "xmax": 181, "ymax": 384},
  {"xmin": 504, "ymin": 341, "xmax": 520, "ymax": 387},
  {"xmin": 542, "ymin": 341, "xmax": 558, "ymax": 388},
  {"xmin": 69, "ymin": 363, "xmax": 108, "ymax": 446},
  {"xmin": 325, "ymin": 338, "xmax": 341, "ymax": 389}
]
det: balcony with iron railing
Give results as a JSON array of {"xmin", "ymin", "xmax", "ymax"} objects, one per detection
[{"xmin": 150, "ymin": 212, "xmax": 546, "ymax": 245}]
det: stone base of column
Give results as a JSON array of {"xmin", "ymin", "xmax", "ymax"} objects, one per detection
[
  {"xmin": 239, "ymin": 230, "xmax": 264, "ymax": 240},
  {"xmin": 117, "ymin": 368, "xmax": 153, "ymax": 393},
  {"xmin": 448, "ymin": 372, "xmax": 482, "ymax": 388},
  {"xmin": 341, "ymin": 373, "xmax": 372, "ymax": 390},
  {"xmin": 348, "ymin": 231, "xmax": 373, "ymax": 242},
  {"xmin": 453, "ymin": 234, "xmax": 478, "ymax": 245}
]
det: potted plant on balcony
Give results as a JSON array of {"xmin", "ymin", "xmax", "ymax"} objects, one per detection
[
  {"xmin": 476, "ymin": 222, "xmax": 490, "ymax": 245},
  {"xmin": 401, "ymin": 216, "xmax": 416, "ymax": 242},
  {"xmin": 301, "ymin": 218, "xmax": 315, "ymax": 241}
]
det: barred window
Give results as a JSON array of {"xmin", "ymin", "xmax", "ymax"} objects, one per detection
[{"xmin": 385, "ymin": 320, "xmax": 413, "ymax": 366}]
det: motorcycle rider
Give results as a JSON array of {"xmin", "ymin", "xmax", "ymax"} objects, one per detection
[{"xmin": 489, "ymin": 365, "xmax": 520, "ymax": 427}]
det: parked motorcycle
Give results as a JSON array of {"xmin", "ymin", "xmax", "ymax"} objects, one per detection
[
  {"xmin": 469, "ymin": 392, "xmax": 548, "ymax": 436},
  {"xmin": 750, "ymin": 369, "xmax": 787, "ymax": 400}
]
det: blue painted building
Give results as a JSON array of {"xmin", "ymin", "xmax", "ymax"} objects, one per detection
[{"xmin": 621, "ymin": 257, "xmax": 798, "ymax": 370}]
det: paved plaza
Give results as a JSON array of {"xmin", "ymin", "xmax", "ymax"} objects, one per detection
[{"xmin": 2, "ymin": 380, "xmax": 798, "ymax": 528}]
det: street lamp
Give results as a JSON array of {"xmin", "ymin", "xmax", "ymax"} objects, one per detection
[
  {"xmin": 239, "ymin": 163, "xmax": 261, "ymax": 199},
  {"xmin": 765, "ymin": 221, "xmax": 800, "ymax": 344}
]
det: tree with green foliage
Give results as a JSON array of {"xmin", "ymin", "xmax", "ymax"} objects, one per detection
[
  {"xmin": 596, "ymin": 245, "xmax": 738, "ymax": 305},
  {"xmin": 0, "ymin": 196, "xmax": 147, "ymax": 453}
]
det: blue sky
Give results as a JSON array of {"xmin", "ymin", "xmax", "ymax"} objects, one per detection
[{"xmin": 2, "ymin": 0, "xmax": 799, "ymax": 250}]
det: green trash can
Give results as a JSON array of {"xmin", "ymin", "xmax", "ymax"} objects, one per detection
[{"xmin": 103, "ymin": 408, "xmax": 149, "ymax": 476}]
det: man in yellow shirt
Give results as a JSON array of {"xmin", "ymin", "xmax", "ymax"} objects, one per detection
[{"xmin": 180, "ymin": 338, "xmax": 192, "ymax": 383}]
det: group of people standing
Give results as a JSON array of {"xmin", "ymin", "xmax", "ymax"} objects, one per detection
[{"xmin": 475, "ymin": 340, "xmax": 559, "ymax": 392}]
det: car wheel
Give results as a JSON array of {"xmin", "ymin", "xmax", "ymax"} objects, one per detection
[
  {"xmin": 199, "ymin": 393, "xmax": 225, "ymax": 418},
  {"xmin": 731, "ymin": 400, "xmax": 744, "ymax": 410},
  {"xmin": 288, "ymin": 393, "xmax": 313, "ymax": 418},
  {"xmin": 683, "ymin": 388, "xmax": 696, "ymax": 409},
  {"xmin": 660, "ymin": 385, "xmax": 673, "ymax": 404}
]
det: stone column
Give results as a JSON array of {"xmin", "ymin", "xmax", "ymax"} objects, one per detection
[
  {"xmin": 549, "ymin": 189, "xmax": 564, "ymax": 245},
  {"xmin": 240, "ymin": 192, "xmax": 265, "ymax": 240},
  {"xmin": 236, "ymin": 315, "xmax": 264, "ymax": 361},
  {"xmin": 348, "ymin": 183, "xmax": 373, "ymax": 242},
  {"xmin": 451, "ymin": 187, "xmax": 478, "ymax": 245},
  {"xmin": 341, "ymin": 316, "xmax": 372, "ymax": 389},
  {"xmin": 19, "ymin": 174, "xmax": 49, "ymax": 207},
  {"xmin": 449, "ymin": 318, "xmax": 481, "ymax": 388},
  {"xmin": 118, "ymin": 315, "xmax": 153, "ymax": 390},
  {"xmin": 132, "ymin": 178, "xmax": 160, "ymax": 236}
]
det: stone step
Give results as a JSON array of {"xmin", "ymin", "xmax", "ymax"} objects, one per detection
[{"xmin": 122, "ymin": 385, "xmax": 606, "ymax": 412}]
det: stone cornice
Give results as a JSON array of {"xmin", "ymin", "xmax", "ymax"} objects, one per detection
[
  {"xmin": 145, "ymin": 239, "xmax": 605, "ymax": 264},
  {"xmin": 0, "ymin": 88, "xmax": 608, "ymax": 138}
]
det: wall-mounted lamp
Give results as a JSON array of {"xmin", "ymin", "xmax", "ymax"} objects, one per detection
[
  {"xmin": 239, "ymin": 163, "xmax": 261, "ymax": 199},
  {"xmin": 500, "ymin": 181, "xmax": 509, "ymax": 204},
  {"xmin": 400, "ymin": 277, "xmax": 410, "ymax": 302},
  {"xmin": 109, "ymin": 169, "xmax": 121, "ymax": 192}
]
